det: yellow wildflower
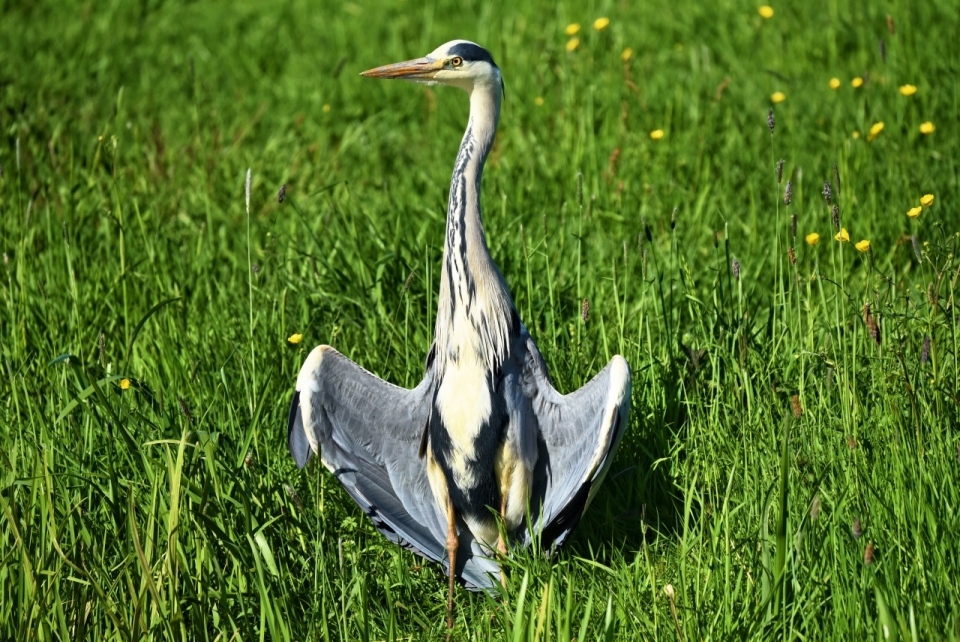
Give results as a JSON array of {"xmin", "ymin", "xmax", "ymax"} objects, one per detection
[
  {"xmin": 907, "ymin": 206, "xmax": 922, "ymax": 218},
  {"xmin": 771, "ymin": 91, "xmax": 785, "ymax": 103},
  {"xmin": 650, "ymin": 129, "xmax": 664, "ymax": 140},
  {"xmin": 566, "ymin": 38, "xmax": 579, "ymax": 52},
  {"xmin": 899, "ymin": 84, "xmax": 917, "ymax": 96},
  {"xmin": 120, "ymin": 378, "xmax": 131, "ymax": 390},
  {"xmin": 851, "ymin": 77, "xmax": 864, "ymax": 88},
  {"xmin": 855, "ymin": 239, "xmax": 871, "ymax": 252},
  {"xmin": 920, "ymin": 194, "xmax": 934, "ymax": 207},
  {"xmin": 621, "ymin": 47, "xmax": 633, "ymax": 62},
  {"xmin": 919, "ymin": 121, "xmax": 935, "ymax": 135},
  {"xmin": 565, "ymin": 23, "xmax": 580, "ymax": 35},
  {"xmin": 805, "ymin": 232, "xmax": 820, "ymax": 245},
  {"xmin": 288, "ymin": 333, "xmax": 303, "ymax": 344},
  {"xmin": 867, "ymin": 121, "xmax": 884, "ymax": 142},
  {"xmin": 835, "ymin": 228, "xmax": 850, "ymax": 242},
  {"xmin": 593, "ymin": 17, "xmax": 610, "ymax": 30},
  {"xmin": 534, "ymin": 96, "xmax": 544, "ymax": 106},
  {"xmin": 829, "ymin": 78, "xmax": 841, "ymax": 90},
  {"xmin": 322, "ymin": 104, "xmax": 331, "ymax": 113},
  {"xmin": 852, "ymin": 131, "xmax": 861, "ymax": 139},
  {"xmin": 758, "ymin": 6, "xmax": 774, "ymax": 18}
]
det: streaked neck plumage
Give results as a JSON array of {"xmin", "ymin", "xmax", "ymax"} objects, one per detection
[{"xmin": 434, "ymin": 78, "xmax": 516, "ymax": 374}]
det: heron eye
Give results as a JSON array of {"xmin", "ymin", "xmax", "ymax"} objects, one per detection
[{"xmin": 451, "ymin": 57, "xmax": 463, "ymax": 67}]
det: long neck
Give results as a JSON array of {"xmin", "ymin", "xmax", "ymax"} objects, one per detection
[{"xmin": 435, "ymin": 80, "xmax": 516, "ymax": 371}]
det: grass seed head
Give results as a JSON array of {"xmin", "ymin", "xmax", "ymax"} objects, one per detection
[
  {"xmin": 864, "ymin": 542, "xmax": 875, "ymax": 566},
  {"xmin": 911, "ymin": 236, "xmax": 922, "ymax": 262},
  {"xmin": 822, "ymin": 180, "xmax": 832, "ymax": 204},
  {"xmin": 641, "ymin": 215, "xmax": 652, "ymax": 242},
  {"xmin": 245, "ymin": 168, "xmax": 252, "ymax": 215},
  {"xmin": 927, "ymin": 283, "xmax": 937, "ymax": 308},
  {"xmin": 879, "ymin": 38, "xmax": 886, "ymax": 63},
  {"xmin": 784, "ymin": 180, "xmax": 792, "ymax": 205},
  {"xmin": 887, "ymin": 14, "xmax": 895, "ymax": 33},
  {"xmin": 776, "ymin": 158, "xmax": 784, "ymax": 184},
  {"xmin": 767, "ymin": 109, "xmax": 775, "ymax": 134},
  {"xmin": 788, "ymin": 246, "xmax": 796, "ymax": 265},
  {"xmin": 810, "ymin": 495, "xmax": 821, "ymax": 521},
  {"xmin": 864, "ymin": 303, "xmax": 880, "ymax": 345},
  {"xmin": 732, "ymin": 257, "xmax": 741, "ymax": 280},
  {"xmin": 178, "ymin": 396, "xmax": 195, "ymax": 423},
  {"xmin": 671, "ymin": 206, "xmax": 678, "ymax": 230},
  {"xmin": 402, "ymin": 271, "xmax": 416, "ymax": 294},
  {"xmin": 581, "ymin": 298, "xmax": 589, "ymax": 323},
  {"xmin": 285, "ymin": 483, "xmax": 306, "ymax": 512},
  {"xmin": 791, "ymin": 393, "xmax": 802, "ymax": 417},
  {"xmin": 921, "ymin": 335, "xmax": 931, "ymax": 364},
  {"xmin": 833, "ymin": 164, "xmax": 841, "ymax": 194},
  {"xmin": 852, "ymin": 517, "xmax": 863, "ymax": 539},
  {"xmin": 832, "ymin": 205, "xmax": 840, "ymax": 230},
  {"xmin": 791, "ymin": 214, "xmax": 797, "ymax": 239},
  {"xmin": 278, "ymin": 183, "xmax": 286, "ymax": 203}
]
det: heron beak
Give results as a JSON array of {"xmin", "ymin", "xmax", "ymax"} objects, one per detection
[{"xmin": 360, "ymin": 57, "xmax": 444, "ymax": 80}]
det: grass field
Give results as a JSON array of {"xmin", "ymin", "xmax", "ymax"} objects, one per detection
[{"xmin": 2, "ymin": 0, "xmax": 959, "ymax": 639}]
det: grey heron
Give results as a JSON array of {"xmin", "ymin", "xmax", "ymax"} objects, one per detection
[{"xmin": 287, "ymin": 40, "xmax": 631, "ymax": 633}]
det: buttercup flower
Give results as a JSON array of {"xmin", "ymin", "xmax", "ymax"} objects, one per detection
[
  {"xmin": 650, "ymin": 129, "xmax": 664, "ymax": 140},
  {"xmin": 829, "ymin": 78, "xmax": 841, "ymax": 89},
  {"xmin": 120, "ymin": 378, "xmax": 131, "ymax": 390},
  {"xmin": 534, "ymin": 96, "xmax": 544, "ymax": 106},
  {"xmin": 288, "ymin": 333, "xmax": 303, "ymax": 344},
  {"xmin": 566, "ymin": 38, "xmax": 579, "ymax": 52},
  {"xmin": 835, "ymin": 228, "xmax": 850, "ymax": 242},
  {"xmin": 851, "ymin": 77, "xmax": 864, "ymax": 88},
  {"xmin": 920, "ymin": 194, "xmax": 934, "ymax": 207},
  {"xmin": 867, "ymin": 121, "xmax": 884, "ymax": 142},
  {"xmin": 852, "ymin": 131, "xmax": 861, "ymax": 139},
  {"xmin": 919, "ymin": 121, "xmax": 935, "ymax": 135},
  {"xmin": 565, "ymin": 23, "xmax": 580, "ymax": 35},
  {"xmin": 758, "ymin": 6, "xmax": 774, "ymax": 18},
  {"xmin": 593, "ymin": 17, "xmax": 610, "ymax": 30},
  {"xmin": 771, "ymin": 91, "xmax": 785, "ymax": 103},
  {"xmin": 806, "ymin": 232, "xmax": 820, "ymax": 245},
  {"xmin": 855, "ymin": 239, "xmax": 871, "ymax": 252},
  {"xmin": 899, "ymin": 84, "xmax": 917, "ymax": 96},
  {"xmin": 621, "ymin": 47, "xmax": 633, "ymax": 62},
  {"xmin": 907, "ymin": 206, "xmax": 922, "ymax": 218}
]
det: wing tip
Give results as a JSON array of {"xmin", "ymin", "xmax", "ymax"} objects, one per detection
[{"xmin": 287, "ymin": 390, "xmax": 312, "ymax": 469}]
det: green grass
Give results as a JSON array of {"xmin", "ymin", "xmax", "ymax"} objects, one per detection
[{"xmin": 2, "ymin": 0, "xmax": 959, "ymax": 639}]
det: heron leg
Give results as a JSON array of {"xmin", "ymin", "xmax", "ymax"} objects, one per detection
[
  {"xmin": 497, "ymin": 494, "xmax": 508, "ymax": 588},
  {"xmin": 445, "ymin": 494, "xmax": 458, "ymax": 640}
]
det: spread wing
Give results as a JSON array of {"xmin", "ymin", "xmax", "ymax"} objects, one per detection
[
  {"xmin": 287, "ymin": 344, "xmax": 499, "ymax": 591},
  {"xmin": 519, "ymin": 335, "xmax": 632, "ymax": 550}
]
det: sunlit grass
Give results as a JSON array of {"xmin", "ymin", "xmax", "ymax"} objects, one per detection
[{"xmin": 1, "ymin": 0, "xmax": 958, "ymax": 639}]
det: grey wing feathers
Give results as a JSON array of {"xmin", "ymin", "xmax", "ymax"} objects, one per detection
[
  {"xmin": 520, "ymin": 334, "xmax": 631, "ymax": 550},
  {"xmin": 288, "ymin": 345, "xmax": 499, "ymax": 591}
]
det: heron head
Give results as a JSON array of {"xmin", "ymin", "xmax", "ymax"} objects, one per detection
[{"xmin": 361, "ymin": 40, "xmax": 501, "ymax": 92}]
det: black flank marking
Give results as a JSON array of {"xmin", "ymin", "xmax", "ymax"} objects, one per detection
[
  {"xmin": 448, "ymin": 42, "xmax": 498, "ymax": 67},
  {"xmin": 430, "ymin": 376, "xmax": 506, "ymax": 524},
  {"xmin": 424, "ymin": 342, "xmax": 436, "ymax": 372},
  {"xmin": 509, "ymin": 308, "xmax": 521, "ymax": 335}
]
